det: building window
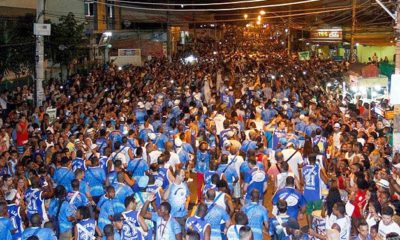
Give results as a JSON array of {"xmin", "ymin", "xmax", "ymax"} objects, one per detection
[
  {"xmin": 107, "ymin": 0, "xmax": 113, "ymax": 18},
  {"xmin": 85, "ymin": 1, "xmax": 94, "ymax": 17}
]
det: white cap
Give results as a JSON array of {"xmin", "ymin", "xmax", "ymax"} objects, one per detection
[
  {"xmin": 296, "ymin": 102, "xmax": 303, "ymax": 108},
  {"xmin": 226, "ymin": 130, "xmax": 235, "ymax": 138},
  {"xmin": 377, "ymin": 179, "xmax": 390, "ymax": 189},
  {"xmin": 334, "ymin": 123, "xmax": 341, "ymax": 128},
  {"xmin": 120, "ymin": 117, "xmax": 125, "ymax": 122},
  {"xmin": 123, "ymin": 99, "xmax": 129, "ymax": 103},
  {"xmin": 174, "ymin": 138, "xmax": 182, "ymax": 147},
  {"xmin": 148, "ymin": 133, "xmax": 156, "ymax": 140},
  {"xmin": 299, "ymin": 114, "xmax": 305, "ymax": 120},
  {"xmin": 283, "ymin": 97, "xmax": 289, "ymax": 102},
  {"xmin": 137, "ymin": 102, "xmax": 145, "ymax": 109},
  {"xmin": 174, "ymin": 99, "xmax": 180, "ymax": 106},
  {"xmin": 5, "ymin": 189, "xmax": 17, "ymax": 202},
  {"xmin": 91, "ymin": 144, "xmax": 98, "ymax": 150}
]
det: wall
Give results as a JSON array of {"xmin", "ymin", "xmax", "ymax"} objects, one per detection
[
  {"xmin": 45, "ymin": 0, "xmax": 84, "ymax": 23},
  {"xmin": 0, "ymin": 0, "xmax": 35, "ymax": 9},
  {"xmin": 357, "ymin": 45, "xmax": 395, "ymax": 64}
]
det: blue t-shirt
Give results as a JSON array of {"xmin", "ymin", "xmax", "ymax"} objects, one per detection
[
  {"xmin": 127, "ymin": 158, "xmax": 149, "ymax": 177},
  {"xmin": 269, "ymin": 214, "xmax": 297, "ymax": 240},
  {"xmin": 195, "ymin": 151, "xmax": 211, "ymax": 174},
  {"xmin": 53, "ymin": 167, "xmax": 74, "ymax": 190},
  {"xmin": 84, "ymin": 166, "xmax": 106, "ymax": 197},
  {"xmin": 112, "ymin": 182, "xmax": 134, "ymax": 204},
  {"xmin": 0, "ymin": 217, "xmax": 13, "ymax": 240},
  {"xmin": 216, "ymin": 163, "xmax": 238, "ymax": 191},
  {"xmin": 168, "ymin": 183, "xmax": 190, "ymax": 218},
  {"xmin": 58, "ymin": 200, "xmax": 75, "ymax": 233},
  {"xmin": 66, "ymin": 191, "xmax": 89, "ymax": 209},
  {"xmin": 72, "ymin": 157, "xmax": 86, "ymax": 172},
  {"xmin": 76, "ymin": 218, "xmax": 96, "ymax": 240},
  {"xmin": 272, "ymin": 187, "xmax": 306, "ymax": 219},
  {"xmin": 242, "ymin": 203, "xmax": 269, "ymax": 239},
  {"xmin": 185, "ymin": 216, "xmax": 209, "ymax": 240},
  {"xmin": 245, "ymin": 168, "xmax": 267, "ymax": 201},
  {"xmin": 204, "ymin": 203, "xmax": 230, "ymax": 240},
  {"xmin": 8, "ymin": 204, "xmax": 23, "ymax": 240},
  {"xmin": 24, "ymin": 188, "xmax": 46, "ymax": 220},
  {"xmin": 22, "ymin": 227, "xmax": 56, "ymax": 240},
  {"xmin": 151, "ymin": 213, "xmax": 181, "ymax": 240},
  {"xmin": 121, "ymin": 210, "xmax": 143, "ymax": 240},
  {"xmin": 302, "ymin": 164, "xmax": 321, "ymax": 201}
]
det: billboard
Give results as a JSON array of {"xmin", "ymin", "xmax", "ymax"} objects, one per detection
[{"xmin": 310, "ymin": 29, "xmax": 342, "ymax": 41}]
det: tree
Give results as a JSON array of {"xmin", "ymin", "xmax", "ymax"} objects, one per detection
[
  {"xmin": 47, "ymin": 12, "xmax": 85, "ymax": 80},
  {"xmin": 0, "ymin": 14, "xmax": 36, "ymax": 80}
]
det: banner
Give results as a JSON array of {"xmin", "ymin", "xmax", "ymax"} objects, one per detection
[
  {"xmin": 46, "ymin": 108, "xmax": 57, "ymax": 123},
  {"xmin": 298, "ymin": 51, "xmax": 310, "ymax": 61}
]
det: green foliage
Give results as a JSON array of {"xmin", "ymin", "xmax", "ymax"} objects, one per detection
[
  {"xmin": 46, "ymin": 12, "xmax": 86, "ymax": 68},
  {"xmin": 0, "ymin": 14, "xmax": 36, "ymax": 80}
]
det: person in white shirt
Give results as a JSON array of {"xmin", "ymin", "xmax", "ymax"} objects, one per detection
[
  {"xmin": 281, "ymin": 142, "xmax": 303, "ymax": 180},
  {"xmin": 165, "ymin": 142, "xmax": 180, "ymax": 171},
  {"xmin": 226, "ymin": 211, "xmax": 248, "ymax": 240},
  {"xmin": 378, "ymin": 205, "xmax": 400, "ymax": 240},
  {"xmin": 228, "ymin": 145, "xmax": 244, "ymax": 200},
  {"xmin": 213, "ymin": 112, "xmax": 226, "ymax": 136}
]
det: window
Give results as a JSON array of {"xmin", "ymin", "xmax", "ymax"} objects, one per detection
[
  {"xmin": 107, "ymin": 0, "xmax": 113, "ymax": 18},
  {"xmin": 85, "ymin": 1, "xmax": 94, "ymax": 17}
]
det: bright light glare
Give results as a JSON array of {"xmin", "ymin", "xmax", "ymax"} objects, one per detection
[
  {"xmin": 104, "ymin": 31, "xmax": 112, "ymax": 37},
  {"xmin": 260, "ymin": 10, "xmax": 266, "ymax": 15},
  {"xmin": 257, "ymin": 20, "xmax": 261, "ymax": 25},
  {"xmin": 183, "ymin": 55, "xmax": 197, "ymax": 64},
  {"xmin": 257, "ymin": 15, "xmax": 262, "ymax": 21},
  {"xmin": 374, "ymin": 85, "xmax": 381, "ymax": 91},
  {"xmin": 118, "ymin": 66, "xmax": 122, "ymax": 70},
  {"xmin": 244, "ymin": 14, "xmax": 248, "ymax": 19},
  {"xmin": 213, "ymin": 51, "xmax": 217, "ymax": 55},
  {"xmin": 327, "ymin": 82, "xmax": 332, "ymax": 87}
]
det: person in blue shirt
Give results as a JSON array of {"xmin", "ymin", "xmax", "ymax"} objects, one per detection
[
  {"xmin": 242, "ymin": 189, "xmax": 269, "ymax": 240},
  {"xmin": 21, "ymin": 214, "xmax": 55, "ymax": 240},
  {"xmin": 165, "ymin": 168, "xmax": 190, "ymax": 236},
  {"xmin": 185, "ymin": 203, "xmax": 211, "ymax": 240},
  {"xmin": 112, "ymin": 173, "xmax": 134, "ymax": 209},
  {"xmin": 203, "ymin": 189, "xmax": 231, "ymax": 240},
  {"xmin": 7, "ymin": 192, "xmax": 25, "ymax": 240},
  {"xmin": 84, "ymin": 156, "xmax": 106, "ymax": 204},
  {"xmin": 24, "ymin": 176, "xmax": 53, "ymax": 222},
  {"xmin": 74, "ymin": 206, "xmax": 102, "ymax": 240},
  {"xmin": 121, "ymin": 195, "xmax": 148, "ymax": 240},
  {"xmin": 71, "ymin": 150, "xmax": 87, "ymax": 172},
  {"xmin": 98, "ymin": 186, "xmax": 125, "ymax": 234},
  {"xmin": 95, "ymin": 129, "xmax": 108, "ymax": 156},
  {"xmin": 174, "ymin": 138, "xmax": 191, "ymax": 169},
  {"xmin": 127, "ymin": 147, "xmax": 149, "ymax": 178},
  {"xmin": 216, "ymin": 154, "xmax": 238, "ymax": 193},
  {"xmin": 52, "ymin": 156, "xmax": 74, "ymax": 191},
  {"xmin": 67, "ymin": 179, "xmax": 90, "ymax": 210},
  {"xmin": 102, "ymin": 224, "xmax": 121, "ymax": 240},
  {"xmin": 135, "ymin": 103, "xmax": 147, "ymax": 125},
  {"xmin": 269, "ymin": 199, "xmax": 299, "ymax": 240},
  {"xmin": 0, "ymin": 201, "xmax": 14, "ymax": 240},
  {"xmin": 154, "ymin": 127, "xmax": 169, "ymax": 152},
  {"xmin": 243, "ymin": 158, "xmax": 267, "ymax": 204},
  {"xmin": 195, "ymin": 142, "xmax": 211, "ymax": 200},
  {"xmin": 272, "ymin": 176, "xmax": 306, "ymax": 220},
  {"xmin": 140, "ymin": 194, "xmax": 182, "ymax": 240},
  {"xmin": 52, "ymin": 185, "xmax": 75, "ymax": 240}
]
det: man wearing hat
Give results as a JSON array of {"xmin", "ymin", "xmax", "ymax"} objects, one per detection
[
  {"xmin": 135, "ymin": 102, "xmax": 147, "ymax": 126},
  {"xmin": 269, "ymin": 199, "xmax": 299, "ymax": 240}
]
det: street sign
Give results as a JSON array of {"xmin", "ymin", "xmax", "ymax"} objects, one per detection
[{"xmin": 34, "ymin": 23, "xmax": 51, "ymax": 36}]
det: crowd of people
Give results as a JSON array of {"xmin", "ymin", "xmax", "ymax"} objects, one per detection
[{"xmin": 0, "ymin": 25, "xmax": 398, "ymax": 240}]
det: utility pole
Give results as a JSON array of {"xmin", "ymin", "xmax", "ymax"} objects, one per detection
[
  {"xmin": 350, "ymin": 0, "xmax": 357, "ymax": 62},
  {"xmin": 35, "ymin": 0, "xmax": 45, "ymax": 106}
]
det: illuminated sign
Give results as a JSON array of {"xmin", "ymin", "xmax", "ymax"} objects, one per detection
[{"xmin": 310, "ymin": 29, "xmax": 342, "ymax": 41}]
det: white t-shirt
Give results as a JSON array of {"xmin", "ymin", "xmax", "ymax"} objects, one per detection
[
  {"xmin": 167, "ymin": 151, "xmax": 180, "ymax": 171},
  {"xmin": 226, "ymin": 224, "xmax": 244, "ymax": 240},
  {"xmin": 228, "ymin": 154, "xmax": 244, "ymax": 178},
  {"xmin": 378, "ymin": 221, "xmax": 400, "ymax": 240},
  {"xmin": 214, "ymin": 114, "xmax": 226, "ymax": 135},
  {"xmin": 281, "ymin": 148, "xmax": 303, "ymax": 179},
  {"xmin": 149, "ymin": 150, "xmax": 162, "ymax": 165}
]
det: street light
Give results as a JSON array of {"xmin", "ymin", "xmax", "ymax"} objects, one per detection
[
  {"xmin": 244, "ymin": 14, "xmax": 248, "ymax": 19},
  {"xmin": 260, "ymin": 10, "xmax": 266, "ymax": 15},
  {"xmin": 256, "ymin": 20, "xmax": 261, "ymax": 25},
  {"xmin": 257, "ymin": 15, "xmax": 262, "ymax": 21}
]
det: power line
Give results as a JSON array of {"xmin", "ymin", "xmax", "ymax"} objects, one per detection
[
  {"xmin": 108, "ymin": 0, "xmax": 270, "ymax": 6},
  {"xmin": 92, "ymin": 0, "xmax": 321, "ymax": 12}
]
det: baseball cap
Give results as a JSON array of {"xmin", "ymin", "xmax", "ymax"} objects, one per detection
[
  {"xmin": 137, "ymin": 102, "xmax": 145, "ymax": 109},
  {"xmin": 377, "ymin": 179, "xmax": 390, "ymax": 189},
  {"xmin": 334, "ymin": 123, "xmax": 341, "ymax": 128}
]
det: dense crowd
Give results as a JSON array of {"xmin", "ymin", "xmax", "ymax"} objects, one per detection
[{"xmin": 0, "ymin": 25, "xmax": 398, "ymax": 240}]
